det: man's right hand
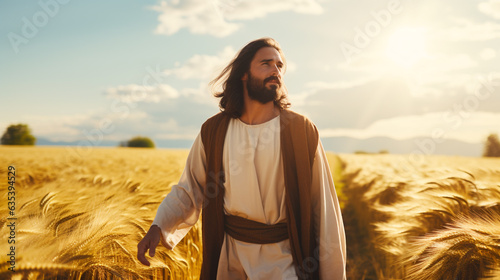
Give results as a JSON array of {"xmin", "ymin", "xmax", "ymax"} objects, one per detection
[{"xmin": 137, "ymin": 225, "xmax": 162, "ymax": 266}]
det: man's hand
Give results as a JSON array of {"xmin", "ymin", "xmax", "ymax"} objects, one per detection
[{"xmin": 137, "ymin": 225, "xmax": 162, "ymax": 266}]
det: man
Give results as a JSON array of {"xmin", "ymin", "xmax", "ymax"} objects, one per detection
[{"xmin": 137, "ymin": 38, "xmax": 346, "ymax": 279}]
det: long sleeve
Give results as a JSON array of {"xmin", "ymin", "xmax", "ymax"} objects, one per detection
[
  {"xmin": 311, "ymin": 140, "xmax": 347, "ymax": 279},
  {"xmin": 152, "ymin": 132, "xmax": 207, "ymax": 250}
]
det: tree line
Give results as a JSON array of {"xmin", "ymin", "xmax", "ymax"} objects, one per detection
[{"xmin": 1, "ymin": 124, "xmax": 155, "ymax": 148}]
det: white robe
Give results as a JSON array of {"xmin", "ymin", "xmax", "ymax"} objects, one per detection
[{"xmin": 152, "ymin": 115, "xmax": 346, "ymax": 279}]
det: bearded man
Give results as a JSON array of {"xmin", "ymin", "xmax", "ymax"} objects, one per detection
[{"xmin": 137, "ymin": 37, "xmax": 346, "ymax": 280}]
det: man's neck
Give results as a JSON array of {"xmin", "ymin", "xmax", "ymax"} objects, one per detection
[{"xmin": 239, "ymin": 94, "xmax": 280, "ymax": 125}]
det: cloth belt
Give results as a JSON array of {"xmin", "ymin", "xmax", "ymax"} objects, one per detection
[{"xmin": 224, "ymin": 214, "xmax": 289, "ymax": 244}]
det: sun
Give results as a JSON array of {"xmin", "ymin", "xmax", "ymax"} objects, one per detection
[{"xmin": 385, "ymin": 27, "xmax": 428, "ymax": 68}]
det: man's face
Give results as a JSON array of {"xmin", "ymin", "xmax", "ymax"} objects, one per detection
[{"xmin": 243, "ymin": 47, "xmax": 284, "ymax": 104}]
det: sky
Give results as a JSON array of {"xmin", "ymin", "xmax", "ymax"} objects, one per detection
[{"xmin": 1, "ymin": 0, "xmax": 500, "ymax": 150}]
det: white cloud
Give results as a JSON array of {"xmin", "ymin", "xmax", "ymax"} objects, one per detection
[
  {"xmin": 320, "ymin": 111, "xmax": 500, "ymax": 144},
  {"xmin": 305, "ymin": 76, "xmax": 379, "ymax": 91},
  {"xmin": 444, "ymin": 18, "xmax": 500, "ymax": 41},
  {"xmin": 420, "ymin": 53, "xmax": 477, "ymax": 73},
  {"xmin": 480, "ymin": 48, "xmax": 497, "ymax": 60},
  {"xmin": 479, "ymin": 0, "xmax": 500, "ymax": 19},
  {"xmin": 337, "ymin": 52, "xmax": 387, "ymax": 73},
  {"xmin": 222, "ymin": 0, "xmax": 323, "ymax": 20},
  {"xmin": 105, "ymin": 84, "xmax": 179, "ymax": 103},
  {"xmin": 339, "ymin": 50, "xmax": 477, "ymax": 74},
  {"xmin": 150, "ymin": 1, "xmax": 240, "ymax": 37},
  {"xmin": 156, "ymin": 132, "xmax": 199, "ymax": 140},
  {"xmin": 165, "ymin": 46, "xmax": 236, "ymax": 80},
  {"xmin": 2, "ymin": 109, "xmax": 198, "ymax": 144},
  {"xmin": 403, "ymin": 54, "xmax": 477, "ymax": 95},
  {"xmin": 150, "ymin": 0, "xmax": 323, "ymax": 37},
  {"xmin": 0, "ymin": 113, "xmax": 97, "ymax": 142},
  {"xmin": 104, "ymin": 46, "xmax": 237, "ymax": 107},
  {"xmin": 293, "ymin": 71, "xmax": 500, "ymax": 136}
]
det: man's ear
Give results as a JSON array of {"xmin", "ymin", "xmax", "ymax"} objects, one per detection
[{"xmin": 241, "ymin": 72, "xmax": 248, "ymax": 81}]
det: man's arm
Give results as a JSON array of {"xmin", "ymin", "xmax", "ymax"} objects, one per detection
[
  {"xmin": 137, "ymin": 132, "xmax": 207, "ymax": 266},
  {"xmin": 311, "ymin": 140, "xmax": 347, "ymax": 279}
]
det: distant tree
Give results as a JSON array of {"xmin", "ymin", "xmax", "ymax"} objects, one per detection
[
  {"xmin": 1, "ymin": 124, "xmax": 36, "ymax": 145},
  {"xmin": 483, "ymin": 133, "xmax": 500, "ymax": 157},
  {"xmin": 379, "ymin": 149, "xmax": 389, "ymax": 154},
  {"xmin": 125, "ymin": 136, "xmax": 155, "ymax": 148}
]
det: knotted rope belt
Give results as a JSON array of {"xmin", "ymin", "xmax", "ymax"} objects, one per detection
[{"xmin": 224, "ymin": 214, "xmax": 289, "ymax": 244}]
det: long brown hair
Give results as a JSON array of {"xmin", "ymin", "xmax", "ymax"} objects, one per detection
[{"xmin": 210, "ymin": 37, "xmax": 291, "ymax": 118}]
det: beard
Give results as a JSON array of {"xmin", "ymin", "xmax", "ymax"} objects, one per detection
[{"xmin": 246, "ymin": 73, "xmax": 281, "ymax": 104}]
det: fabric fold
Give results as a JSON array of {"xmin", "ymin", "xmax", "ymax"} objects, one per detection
[{"xmin": 224, "ymin": 214, "xmax": 289, "ymax": 244}]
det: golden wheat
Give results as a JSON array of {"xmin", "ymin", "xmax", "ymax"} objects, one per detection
[
  {"xmin": 2, "ymin": 146, "xmax": 498, "ymax": 279},
  {"xmin": 339, "ymin": 153, "xmax": 500, "ymax": 280},
  {"xmin": 0, "ymin": 146, "xmax": 199, "ymax": 279},
  {"xmin": 404, "ymin": 211, "xmax": 500, "ymax": 280}
]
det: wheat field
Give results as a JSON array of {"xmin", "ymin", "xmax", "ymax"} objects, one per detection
[
  {"xmin": 1, "ymin": 146, "xmax": 500, "ymax": 279},
  {"xmin": 338, "ymin": 153, "xmax": 500, "ymax": 280},
  {"xmin": 0, "ymin": 146, "xmax": 201, "ymax": 279}
]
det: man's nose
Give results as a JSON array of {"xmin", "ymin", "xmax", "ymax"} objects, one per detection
[{"xmin": 270, "ymin": 65, "xmax": 282, "ymax": 79}]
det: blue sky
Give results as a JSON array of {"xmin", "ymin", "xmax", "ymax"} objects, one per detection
[{"xmin": 1, "ymin": 0, "xmax": 500, "ymax": 149}]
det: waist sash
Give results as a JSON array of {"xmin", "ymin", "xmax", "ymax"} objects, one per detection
[{"xmin": 224, "ymin": 214, "xmax": 288, "ymax": 244}]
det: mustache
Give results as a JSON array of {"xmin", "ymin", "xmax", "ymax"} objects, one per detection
[{"xmin": 264, "ymin": 76, "xmax": 281, "ymax": 85}]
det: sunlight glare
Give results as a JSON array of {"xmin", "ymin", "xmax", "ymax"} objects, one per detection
[{"xmin": 386, "ymin": 27, "xmax": 428, "ymax": 68}]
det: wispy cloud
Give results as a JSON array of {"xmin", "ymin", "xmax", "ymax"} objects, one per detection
[
  {"xmin": 13, "ymin": 114, "xmax": 90, "ymax": 142},
  {"xmin": 150, "ymin": 0, "xmax": 240, "ymax": 37},
  {"xmin": 305, "ymin": 76, "xmax": 380, "ymax": 91},
  {"xmin": 220, "ymin": 0, "xmax": 323, "ymax": 20},
  {"xmin": 164, "ymin": 46, "xmax": 236, "ymax": 80},
  {"xmin": 443, "ymin": 17, "xmax": 500, "ymax": 41},
  {"xmin": 156, "ymin": 132, "xmax": 199, "ymax": 140},
  {"xmin": 105, "ymin": 84, "xmax": 180, "ymax": 103},
  {"xmin": 0, "ymin": 112, "xmax": 142, "ymax": 142},
  {"xmin": 320, "ymin": 112, "xmax": 500, "ymax": 143},
  {"xmin": 294, "ymin": 72, "xmax": 500, "ymax": 137},
  {"xmin": 480, "ymin": 48, "xmax": 497, "ymax": 60},
  {"xmin": 150, "ymin": 0, "xmax": 323, "ymax": 37},
  {"xmin": 479, "ymin": 0, "xmax": 500, "ymax": 19},
  {"xmin": 338, "ymin": 51, "xmax": 477, "ymax": 75},
  {"xmin": 8, "ymin": 108, "xmax": 201, "ymax": 143},
  {"xmin": 104, "ymin": 45, "xmax": 238, "ymax": 107}
]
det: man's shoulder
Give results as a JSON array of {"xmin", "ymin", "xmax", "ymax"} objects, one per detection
[
  {"xmin": 281, "ymin": 109, "xmax": 316, "ymax": 128},
  {"xmin": 200, "ymin": 111, "xmax": 232, "ymax": 145},
  {"xmin": 281, "ymin": 109, "xmax": 319, "ymax": 159},
  {"xmin": 201, "ymin": 111, "xmax": 229, "ymax": 129}
]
